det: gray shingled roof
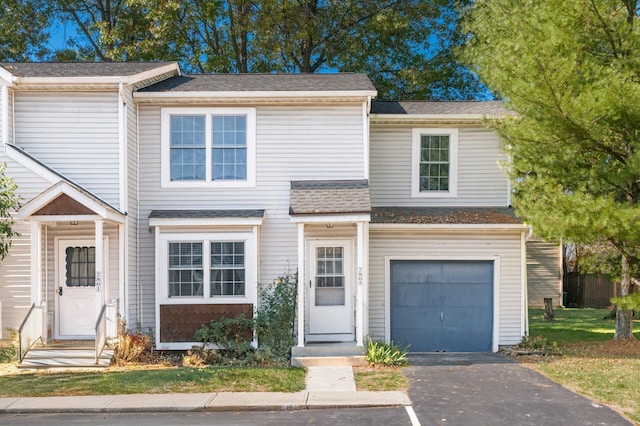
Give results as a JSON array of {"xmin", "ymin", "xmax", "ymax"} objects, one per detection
[
  {"xmin": 371, "ymin": 207, "xmax": 522, "ymax": 225},
  {"xmin": 138, "ymin": 73, "xmax": 376, "ymax": 93},
  {"xmin": 149, "ymin": 209, "xmax": 265, "ymax": 219},
  {"xmin": 290, "ymin": 180, "xmax": 371, "ymax": 215},
  {"xmin": 0, "ymin": 62, "xmax": 177, "ymax": 78},
  {"xmin": 371, "ymin": 100, "xmax": 514, "ymax": 116}
]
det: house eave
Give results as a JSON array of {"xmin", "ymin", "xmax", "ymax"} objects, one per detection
[
  {"xmin": 290, "ymin": 213, "xmax": 371, "ymax": 223},
  {"xmin": 369, "ymin": 223, "xmax": 530, "ymax": 232},
  {"xmin": 370, "ymin": 113, "xmax": 498, "ymax": 124},
  {"xmin": 133, "ymin": 90, "xmax": 377, "ymax": 103},
  {"xmin": 149, "ymin": 217, "xmax": 264, "ymax": 227}
]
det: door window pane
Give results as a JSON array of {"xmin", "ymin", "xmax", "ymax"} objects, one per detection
[
  {"xmin": 315, "ymin": 246, "xmax": 345, "ymax": 306},
  {"xmin": 65, "ymin": 246, "xmax": 95, "ymax": 287}
]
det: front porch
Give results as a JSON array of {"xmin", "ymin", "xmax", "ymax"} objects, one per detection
[
  {"xmin": 289, "ymin": 179, "xmax": 371, "ymax": 355},
  {"xmin": 16, "ymin": 181, "xmax": 124, "ymax": 365}
]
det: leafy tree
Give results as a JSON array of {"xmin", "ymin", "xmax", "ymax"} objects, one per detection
[
  {"xmin": 0, "ymin": 0, "xmax": 51, "ymax": 61},
  {"xmin": 52, "ymin": 0, "xmax": 485, "ymax": 100},
  {"xmin": 0, "ymin": 163, "xmax": 21, "ymax": 260},
  {"xmin": 53, "ymin": 0, "xmax": 179, "ymax": 62},
  {"xmin": 463, "ymin": 0, "xmax": 640, "ymax": 339}
]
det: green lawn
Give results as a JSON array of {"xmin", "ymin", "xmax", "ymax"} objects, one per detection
[
  {"xmin": 529, "ymin": 308, "xmax": 640, "ymax": 342},
  {"xmin": 526, "ymin": 308, "xmax": 640, "ymax": 424},
  {"xmin": 0, "ymin": 366, "xmax": 306, "ymax": 397}
]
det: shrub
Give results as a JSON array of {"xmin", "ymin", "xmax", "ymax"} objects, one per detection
[
  {"xmin": 0, "ymin": 328, "xmax": 19, "ymax": 364},
  {"xmin": 194, "ymin": 314, "xmax": 255, "ymax": 364},
  {"xmin": 112, "ymin": 331, "xmax": 152, "ymax": 365},
  {"xmin": 516, "ymin": 335, "xmax": 561, "ymax": 356},
  {"xmin": 366, "ymin": 338, "xmax": 409, "ymax": 366},
  {"xmin": 255, "ymin": 272, "xmax": 297, "ymax": 363}
]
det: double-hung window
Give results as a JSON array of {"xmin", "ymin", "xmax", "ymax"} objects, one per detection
[
  {"xmin": 411, "ymin": 128, "xmax": 458, "ymax": 198},
  {"xmin": 162, "ymin": 108, "xmax": 256, "ymax": 188},
  {"xmin": 166, "ymin": 239, "xmax": 247, "ymax": 298}
]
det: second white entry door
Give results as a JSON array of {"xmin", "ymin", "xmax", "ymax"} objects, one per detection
[{"xmin": 308, "ymin": 240, "xmax": 353, "ymax": 337}]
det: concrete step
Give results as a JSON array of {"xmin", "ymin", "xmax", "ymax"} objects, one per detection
[
  {"xmin": 291, "ymin": 344, "xmax": 365, "ymax": 358},
  {"xmin": 19, "ymin": 348, "xmax": 114, "ymax": 370},
  {"xmin": 292, "ymin": 355, "xmax": 366, "ymax": 367}
]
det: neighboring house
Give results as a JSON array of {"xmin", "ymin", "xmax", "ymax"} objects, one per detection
[{"xmin": 0, "ymin": 62, "xmax": 560, "ymax": 356}]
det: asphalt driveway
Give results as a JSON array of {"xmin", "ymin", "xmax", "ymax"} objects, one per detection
[{"xmin": 405, "ymin": 353, "xmax": 631, "ymax": 426}]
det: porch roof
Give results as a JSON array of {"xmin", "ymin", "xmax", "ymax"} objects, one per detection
[
  {"xmin": 18, "ymin": 180, "xmax": 125, "ymax": 223},
  {"xmin": 371, "ymin": 206, "xmax": 523, "ymax": 225},
  {"xmin": 148, "ymin": 209, "xmax": 265, "ymax": 227},
  {"xmin": 289, "ymin": 180, "xmax": 371, "ymax": 215},
  {"xmin": 149, "ymin": 209, "xmax": 265, "ymax": 219},
  {"xmin": 9, "ymin": 144, "xmax": 123, "ymax": 217}
]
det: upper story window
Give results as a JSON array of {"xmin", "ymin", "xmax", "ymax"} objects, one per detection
[
  {"xmin": 411, "ymin": 128, "xmax": 458, "ymax": 198},
  {"xmin": 162, "ymin": 108, "xmax": 256, "ymax": 188}
]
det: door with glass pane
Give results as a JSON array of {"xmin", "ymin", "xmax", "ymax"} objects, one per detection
[
  {"xmin": 56, "ymin": 239, "xmax": 104, "ymax": 338},
  {"xmin": 308, "ymin": 240, "xmax": 353, "ymax": 337}
]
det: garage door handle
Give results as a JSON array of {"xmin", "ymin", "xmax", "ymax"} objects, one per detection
[{"xmin": 440, "ymin": 312, "xmax": 444, "ymax": 321}]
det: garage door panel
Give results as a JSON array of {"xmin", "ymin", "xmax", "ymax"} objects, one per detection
[
  {"xmin": 391, "ymin": 261, "xmax": 445, "ymax": 284},
  {"xmin": 441, "ymin": 284, "xmax": 492, "ymax": 307},
  {"xmin": 394, "ymin": 282, "xmax": 441, "ymax": 307},
  {"xmin": 440, "ymin": 262, "xmax": 493, "ymax": 284},
  {"xmin": 391, "ymin": 260, "xmax": 493, "ymax": 352}
]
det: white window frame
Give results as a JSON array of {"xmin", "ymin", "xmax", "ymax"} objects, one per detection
[
  {"xmin": 156, "ymin": 231, "xmax": 257, "ymax": 305},
  {"xmin": 161, "ymin": 107, "xmax": 257, "ymax": 188},
  {"xmin": 411, "ymin": 128, "xmax": 459, "ymax": 198}
]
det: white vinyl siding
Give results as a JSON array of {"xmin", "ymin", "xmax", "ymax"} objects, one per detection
[
  {"xmin": 13, "ymin": 91, "xmax": 121, "ymax": 207},
  {"xmin": 368, "ymin": 230, "xmax": 524, "ymax": 346},
  {"xmin": 136, "ymin": 103, "xmax": 366, "ymax": 331},
  {"xmin": 0, "ymin": 155, "xmax": 52, "ymax": 338},
  {"xmin": 527, "ymin": 237, "xmax": 563, "ymax": 307},
  {"xmin": 370, "ymin": 124, "xmax": 509, "ymax": 206}
]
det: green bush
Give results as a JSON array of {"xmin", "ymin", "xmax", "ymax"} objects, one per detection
[
  {"xmin": 255, "ymin": 272, "xmax": 297, "ymax": 363},
  {"xmin": 366, "ymin": 338, "xmax": 409, "ymax": 366},
  {"xmin": 194, "ymin": 314, "xmax": 256, "ymax": 364}
]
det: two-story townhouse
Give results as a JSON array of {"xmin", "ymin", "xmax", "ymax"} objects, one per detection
[{"xmin": 0, "ymin": 62, "xmax": 561, "ymax": 364}]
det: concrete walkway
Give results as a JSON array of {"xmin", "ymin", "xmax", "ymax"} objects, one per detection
[
  {"xmin": 0, "ymin": 365, "xmax": 410, "ymax": 414},
  {"xmin": 305, "ymin": 366, "xmax": 357, "ymax": 391}
]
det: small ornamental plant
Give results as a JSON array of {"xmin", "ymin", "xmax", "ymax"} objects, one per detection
[{"xmin": 366, "ymin": 338, "xmax": 409, "ymax": 367}]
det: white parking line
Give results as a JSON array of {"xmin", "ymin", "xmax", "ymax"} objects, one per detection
[{"xmin": 405, "ymin": 405, "xmax": 421, "ymax": 426}]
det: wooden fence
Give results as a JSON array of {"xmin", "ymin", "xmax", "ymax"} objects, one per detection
[{"xmin": 563, "ymin": 272, "xmax": 620, "ymax": 308}]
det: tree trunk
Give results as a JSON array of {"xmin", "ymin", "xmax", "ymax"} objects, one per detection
[
  {"xmin": 543, "ymin": 298, "xmax": 554, "ymax": 321},
  {"xmin": 614, "ymin": 253, "xmax": 635, "ymax": 340}
]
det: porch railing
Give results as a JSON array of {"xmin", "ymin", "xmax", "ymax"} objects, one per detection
[
  {"xmin": 95, "ymin": 304, "xmax": 108, "ymax": 364},
  {"xmin": 18, "ymin": 303, "xmax": 44, "ymax": 362}
]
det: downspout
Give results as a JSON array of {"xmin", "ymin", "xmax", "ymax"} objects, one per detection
[
  {"xmin": 118, "ymin": 83, "xmax": 127, "ymax": 323},
  {"xmin": 1, "ymin": 85, "xmax": 8, "ymax": 154},
  {"xmin": 521, "ymin": 227, "xmax": 532, "ymax": 337},
  {"xmin": 362, "ymin": 96, "xmax": 371, "ymax": 180},
  {"xmin": 136, "ymin": 101, "xmax": 142, "ymax": 331}
]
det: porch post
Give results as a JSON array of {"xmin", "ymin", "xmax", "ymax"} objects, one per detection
[
  {"xmin": 297, "ymin": 223, "xmax": 305, "ymax": 347},
  {"xmin": 356, "ymin": 221, "xmax": 365, "ymax": 346},
  {"xmin": 95, "ymin": 220, "xmax": 104, "ymax": 315},
  {"xmin": 29, "ymin": 222, "xmax": 42, "ymax": 305}
]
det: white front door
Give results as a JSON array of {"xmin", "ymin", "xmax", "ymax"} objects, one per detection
[
  {"xmin": 308, "ymin": 239, "xmax": 354, "ymax": 339},
  {"xmin": 56, "ymin": 239, "xmax": 104, "ymax": 338}
]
